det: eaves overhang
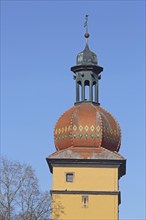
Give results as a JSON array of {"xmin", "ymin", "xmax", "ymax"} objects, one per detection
[
  {"xmin": 71, "ymin": 65, "xmax": 103, "ymax": 75},
  {"xmin": 46, "ymin": 156, "xmax": 126, "ymax": 179}
]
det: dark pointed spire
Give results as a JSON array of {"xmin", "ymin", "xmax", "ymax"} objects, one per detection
[{"xmin": 76, "ymin": 15, "xmax": 97, "ymax": 66}]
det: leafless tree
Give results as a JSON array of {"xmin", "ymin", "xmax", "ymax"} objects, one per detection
[{"xmin": 0, "ymin": 157, "xmax": 52, "ymax": 220}]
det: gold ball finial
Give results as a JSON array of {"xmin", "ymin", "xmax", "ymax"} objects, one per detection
[
  {"xmin": 84, "ymin": 15, "xmax": 89, "ymax": 42},
  {"xmin": 84, "ymin": 32, "xmax": 90, "ymax": 38}
]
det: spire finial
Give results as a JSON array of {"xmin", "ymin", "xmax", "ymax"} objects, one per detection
[{"xmin": 84, "ymin": 15, "xmax": 90, "ymax": 44}]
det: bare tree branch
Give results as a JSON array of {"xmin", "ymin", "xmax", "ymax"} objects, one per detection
[{"xmin": 0, "ymin": 157, "xmax": 54, "ymax": 220}]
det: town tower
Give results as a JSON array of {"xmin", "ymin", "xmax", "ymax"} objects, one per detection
[{"xmin": 46, "ymin": 16, "xmax": 126, "ymax": 220}]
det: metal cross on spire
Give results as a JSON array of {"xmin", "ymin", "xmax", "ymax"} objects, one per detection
[
  {"xmin": 84, "ymin": 15, "xmax": 89, "ymax": 32},
  {"xmin": 84, "ymin": 15, "xmax": 90, "ymax": 43}
]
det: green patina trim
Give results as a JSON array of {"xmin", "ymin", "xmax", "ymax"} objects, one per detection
[
  {"xmin": 55, "ymin": 131, "xmax": 119, "ymax": 142},
  {"xmin": 96, "ymin": 133, "xmax": 100, "ymax": 138},
  {"xmin": 55, "ymin": 132, "xmax": 103, "ymax": 141},
  {"xmin": 84, "ymin": 133, "xmax": 88, "ymax": 138},
  {"xmin": 73, "ymin": 133, "xmax": 77, "ymax": 138},
  {"xmin": 79, "ymin": 133, "xmax": 83, "ymax": 138},
  {"xmin": 90, "ymin": 133, "xmax": 94, "ymax": 138}
]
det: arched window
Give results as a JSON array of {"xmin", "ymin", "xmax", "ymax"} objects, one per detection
[
  {"xmin": 76, "ymin": 81, "xmax": 81, "ymax": 102},
  {"xmin": 93, "ymin": 81, "xmax": 96, "ymax": 102},
  {"xmin": 85, "ymin": 80, "xmax": 89, "ymax": 101}
]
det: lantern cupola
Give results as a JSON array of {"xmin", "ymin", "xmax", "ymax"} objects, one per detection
[{"xmin": 71, "ymin": 15, "xmax": 103, "ymax": 104}]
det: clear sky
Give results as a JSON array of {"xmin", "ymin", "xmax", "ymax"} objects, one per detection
[{"xmin": 1, "ymin": 1, "xmax": 145, "ymax": 219}]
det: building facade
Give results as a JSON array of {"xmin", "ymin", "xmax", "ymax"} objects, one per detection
[{"xmin": 46, "ymin": 18, "xmax": 126, "ymax": 220}]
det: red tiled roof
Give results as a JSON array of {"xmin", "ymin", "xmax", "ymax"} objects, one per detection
[{"xmin": 49, "ymin": 146, "xmax": 125, "ymax": 160}]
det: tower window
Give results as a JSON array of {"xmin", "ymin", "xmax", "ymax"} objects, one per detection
[
  {"xmin": 82, "ymin": 195, "xmax": 88, "ymax": 208},
  {"xmin": 66, "ymin": 173, "xmax": 74, "ymax": 182}
]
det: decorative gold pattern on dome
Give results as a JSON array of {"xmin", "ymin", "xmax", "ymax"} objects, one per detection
[
  {"xmin": 96, "ymin": 125, "xmax": 101, "ymax": 132},
  {"xmin": 90, "ymin": 125, "xmax": 95, "ymax": 132},
  {"xmin": 73, "ymin": 125, "xmax": 77, "ymax": 131},
  {"xmin": 55, "ymin": 124, "xmax": 103, "ymax": 141},
  {"xmin": 84, "ymin": 125, "xmax": 89, "ymax": 132},
  {"xmin": 55, "ymin": 124, "xmax": 103, "ymax": 136},
  {"xmin": 79, "ymin": 125, "xmax": 83, "ymax": 131},
  {"xmin": 54, "ymin": 103, "xmax": 121, "ymax": 152}
]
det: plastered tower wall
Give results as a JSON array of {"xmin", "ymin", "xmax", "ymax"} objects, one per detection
[{"xmin": 51, "ymin": 166, "xmax": 119, "ymax": 220}]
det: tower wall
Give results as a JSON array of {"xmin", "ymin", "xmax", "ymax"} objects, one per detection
[
  {"xmin": 52, "ymin": 194, "xmax": 118, "ymax": 220},
  {"xmin": 52, "ymin": 166, "xmax": 118, "ymax": 191},
  {"xmin": 51, "ymin": 165, "xmax": 119, "ymax": 220}
]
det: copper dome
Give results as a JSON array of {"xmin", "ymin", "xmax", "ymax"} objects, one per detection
[
  {"xmin": 76, "ymin": 44, "xmax": 98, "ymax": 66},
  {"xmin": 54, "ymin": 102, "xmax": 121, "ymax": 152}
]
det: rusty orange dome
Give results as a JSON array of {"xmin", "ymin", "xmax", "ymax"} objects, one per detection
[{"xmin": 54, "ymin": 102, "xmax": 121, "ymax": 152}]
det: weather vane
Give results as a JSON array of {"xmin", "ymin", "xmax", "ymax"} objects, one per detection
[{"xmin": 84, "ymin": 15, "xmax": 90, "ymax": 40}]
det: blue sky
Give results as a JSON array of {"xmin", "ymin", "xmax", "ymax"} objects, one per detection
[{"xmin": 1, "ymin": 1, "xmax": 145, "ymax": 219}]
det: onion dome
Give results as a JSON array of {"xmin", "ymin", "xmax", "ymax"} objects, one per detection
[
  {"xmin": 77, "ymin": 44, "xmax": 98, "ymax": 66},
  {"xmin": 54, "ymin": 102, "xmax": 121, "ymax": 152}
]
